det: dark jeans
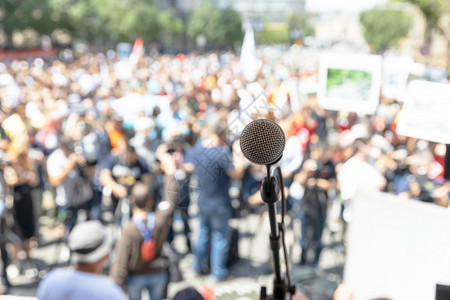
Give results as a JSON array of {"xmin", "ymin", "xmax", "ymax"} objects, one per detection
[
  {"xmin": 299, "ymin": 211, "xmax": 326, "ymax": 267},
  {"xmin": 89, "ymin": 189, "xmax": 103, "ymax": 221},
  {"xmin": 0, "ymin": 219, "xmax": 10, "ymax": 287},
  {"xmin": 126, "ymin": 271, "xmax": 168, "ymax": 300},
  {"xmin": 194, "ymin": 209, "xmax": 231, "ymax": 279},
  {"xmin": 167, "ymin": 207, "xmax": 192, "ymax": 252}
]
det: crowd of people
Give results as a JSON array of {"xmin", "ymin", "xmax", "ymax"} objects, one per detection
[{"xmin": 0, "ymin": 46, "xmax": 448, "ymax": 299}]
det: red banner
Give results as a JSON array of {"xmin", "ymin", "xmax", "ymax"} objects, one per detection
[{"xmin": 0, "ymin": 48, "xmax": 59, "ymax": 60}]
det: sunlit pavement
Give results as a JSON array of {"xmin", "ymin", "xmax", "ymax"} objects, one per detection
[{"xmin": 0, "ymin": 196, "xmax": 345, "ymax": 299}]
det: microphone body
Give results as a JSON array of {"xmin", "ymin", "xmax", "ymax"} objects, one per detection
[
  {"xmin": 240, "ymin": 119, "xmax": 289, "ymax": 300},
  {"xmin": 240, "ymin": 119, "xmax": 286, "ymax": 166},
  {"xmin": 240, "ymin": 119, "xmax": 285, "ymax": 206}
]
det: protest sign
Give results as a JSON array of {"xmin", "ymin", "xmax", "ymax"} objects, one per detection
[
  {"xmin": 110, "ymin": 93, "xmax": 170, "ymax": 127},
  {"xmin": 396, "ymin": 80, "xmax": 450, "ymax": 144},
  {"xmin": 317, "ymin": 53, "xmax": 382, "ymax": 115},
  {"xmin": 345, "ymin": 191, "xmax": 450, "ymax": 300}
]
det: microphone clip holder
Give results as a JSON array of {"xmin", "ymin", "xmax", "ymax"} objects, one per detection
[{"xmin": 261, "ymin": 174, "xmax": 280, "ymax": 205}]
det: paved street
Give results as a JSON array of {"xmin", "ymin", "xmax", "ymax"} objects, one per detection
[{"xmin": 0, "ymin": 192, "xmax": 345, "ymax": 299}]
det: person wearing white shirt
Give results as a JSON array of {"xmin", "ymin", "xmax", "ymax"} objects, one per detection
[
  {"xmin": 46, "ymin": 136, "xmax": 92, "ymax": 231},
  {"xmin": 337, "ymin": 139, "xmax": 386, "ymax": 222}
]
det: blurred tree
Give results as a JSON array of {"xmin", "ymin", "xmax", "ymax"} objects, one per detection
[
  {"xmin": 66, "ymin": 0, "xmax": 110, "ymax": 42},
  {"xmin": 187, "ymin": 2, "xmax": 224, "ymax": 47},
  {"xmin": 255, "ymin": 22, "xmax": 290, "ymax": 45},
  {"xmin": 158, "ymin": 9, "xmax": 184, "ymax": 46},
  {"xmin": 0, "ymin": 0, "xmax": 62, "ymax": 49},
  {"xmin": 400, "ymin": 0, "xmax": 448, "ymax": 55},
  {"xmin": 220, "ymin": 8, "xmax": 244, "ymax": 49},
  {"xmin": 187, "ymin": 2, "xmax": 242, "ymax": 49},
  {"xmin": 287, "ymin": 13, "xmax": 314, "ymax": 41},
  {"xmin": 0, "ymin": 0, "xmax": 183, "ymax": 48},
  {"xmin": 111, "ymin": 0, "xmax": 161, "ymax": 42},
  {"xmin": 360, "ymin": 8, "xmax": 411, "ymax": 53},
  {"xmin": 67, "ymin": 0, "xmax": 181, "ymax": 44}
]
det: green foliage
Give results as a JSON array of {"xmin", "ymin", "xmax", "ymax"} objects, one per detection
[
  {"xmin": 157, "ymin": 9, "xmax": 184, "ymax": 46},
  {"xmin": 398, "ymin": 0, "xmax": 446, "ymax": 30},
  {"xmin": 287, "ymin": 13, "xmax": 314, "ymax": 38},
  {"xmin": 1, "ymin": 0, "xmax": 245, "ymax": 49},
  {"xmin": 0, "ymin": 0, "xmax": 184, "ymax": 48},
  {"xmin": 0, "ymin": 0, "xmax": 63, "ymax": 47},
  {"xmin": 67, "ymin": 0, "xmax": 173, "ymax": 43},
  {"xmin": 66, "ymin": 0, "xmax": 111, "ymax": 42},
  {"xmin": 1, "ymin": 0, "xmax": 54, "ymax": 33},
  {"xmin": 158, "ymin": 10, "xmax": 183, "ymax": 36},
  {"xmin": 360, "ymin": 8, "xmax": 411, "ymax": 53},
  {"xmin": 113, "ymin": 1, "xmax": 161, "ymax": 42},
  {"xmin": 221, "ymin": 8, "xmax": 244, "ymax": 49},
  {"xmin": 186, "ymin": 2, "xmax": 242, "ymax": 49},
  {"xmin": 187, "ymin": 2, "xmax": 224, "ymax": 44},
  {"xmin": 326, "ymin": 68, "xmax": 372, "ymax": 90},
  {"xmin": 395, "ymin": 0, "xmax": 448, "ymax": 53},
  {"xmin": 255, "ymin": 25, "xmax": 291, "ymax": 45}
]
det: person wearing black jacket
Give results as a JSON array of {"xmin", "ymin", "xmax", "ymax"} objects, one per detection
[
  {"xmin": 110, "ymin": 144, "xmax": 178, "ymax": 300},
  {"xmin": 295, "ymin": 142, "xmax": 336, "ymax": 267}
]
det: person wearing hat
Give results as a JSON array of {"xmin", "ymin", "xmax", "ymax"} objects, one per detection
[{"xmin": 36, "ymin": 220, "xmax": 125, "ymax": 300}]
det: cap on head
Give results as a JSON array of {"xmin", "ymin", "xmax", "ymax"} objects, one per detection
[{"xmin": 68, "ymin": 221, "xmax": 112, "ymax": 265}]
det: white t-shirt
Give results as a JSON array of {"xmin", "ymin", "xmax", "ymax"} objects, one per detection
[
  {"xmin": 281, "ymin": 135, "xmax": 303, "ymax": 175},
  {"xmin": 36, "ymin": 268, "xmax": 125, "ymax": 300},
  {"xmin": 338, "ymin": 156, "xmax": 385, "ymax": 201},
  {"xmin": 46, "ymin": 148, "xmax": 77, "ymax": 207}
]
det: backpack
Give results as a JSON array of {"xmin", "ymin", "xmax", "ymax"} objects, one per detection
[{"xmin": 133, "ymin": 212, "xmax": 156, "ymax": 262}]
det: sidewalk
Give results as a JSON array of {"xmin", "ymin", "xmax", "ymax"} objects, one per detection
[{"xmin": 0, "ymin": 199, "xmax": 345, "ymax": 299}]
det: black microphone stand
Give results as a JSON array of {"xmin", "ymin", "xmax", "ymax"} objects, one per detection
[{"xmin": 259, "ymin": 161, "xmax": 295, "ymax": 300}]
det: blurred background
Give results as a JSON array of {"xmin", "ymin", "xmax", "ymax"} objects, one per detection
[
  {"xmin": 0, "ymin": 0, "xmax": 448, "ymax": 66},
  {"xmin": 1, "ymin": 0, "xmax": 450, "ymax": 300}
]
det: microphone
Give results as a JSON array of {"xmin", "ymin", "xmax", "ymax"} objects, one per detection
[
  {"xmin": 240, "ymin": 119, "xmax": 293, "ymax": 300},
  {"xmin": 240, "ymin": 119, "xmax": 286, "ymax": 166},
  {"xmin": 240, "ymin": 119, "xmax": 285, "ymax": 203}
]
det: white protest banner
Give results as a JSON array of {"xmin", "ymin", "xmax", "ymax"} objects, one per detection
[
  {"xmin": 317, "ymin": 53, "xmax": 382, "ymax": 115},
  {"xmin": 396, "ymin": 80, "xmax": 450, "ymax": 144},
  {"xmin": 345, "ymin": 191, "xmax": 450, "ymax": 300},
  {"xmin": 110, "ymin": 93, "xmax": 170, "ymax": 127}
]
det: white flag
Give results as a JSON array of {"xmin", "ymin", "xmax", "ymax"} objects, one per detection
[{"xmin": 239, "ymin": 22, "xmax": 260, "ymax": 82}]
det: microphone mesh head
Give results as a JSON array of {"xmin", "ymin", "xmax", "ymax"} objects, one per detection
[{"xmin": 240, "ymin": 119, "xmax": 286, "ymax": 165}]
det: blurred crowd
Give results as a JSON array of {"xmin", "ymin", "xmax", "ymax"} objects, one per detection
[{"xmin": 0, "ymin": 47, "xmax": 449, "ymax": 299}]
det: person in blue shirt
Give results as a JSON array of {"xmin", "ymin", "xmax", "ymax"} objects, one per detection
[{"xmin": 185, "ymin": 119, "xmax": 244, "ymax": 280}]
